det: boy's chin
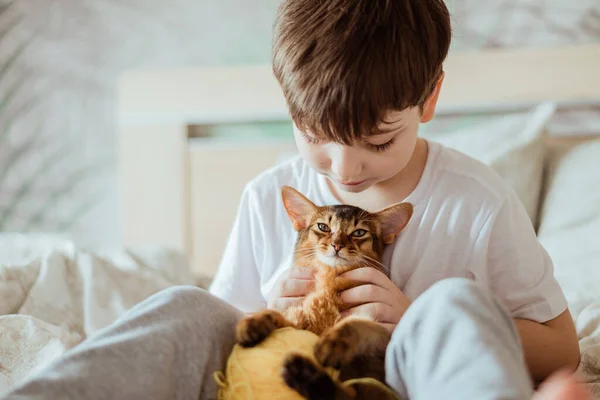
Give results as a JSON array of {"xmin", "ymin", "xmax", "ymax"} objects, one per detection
[{"xmin": 331, "ymin": 178, "xmax": 373, "ymax": 193}]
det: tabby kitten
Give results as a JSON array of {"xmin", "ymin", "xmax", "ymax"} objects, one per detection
[{"xmin": 236, "ymin": 186, "xmax": 413, "ymax": 400}]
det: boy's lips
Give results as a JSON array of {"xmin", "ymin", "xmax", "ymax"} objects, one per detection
[{"xmin": 338, "ymin": 179, "xmax": 366, "ymax": 186}]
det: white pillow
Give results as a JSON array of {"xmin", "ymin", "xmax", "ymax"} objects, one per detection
[
  {"xmin": 536, "ymin": 139, "xmax": 600, "ymax": 385},
  {"xmin": 420, "ymin": 102, "xmax": 556, "ymax": 226},
  {"xmin": 538, "ymin": 139, "xmax": 600, "ymax": 236},
  {"xmin": 537, "ymin": 138, "xmax": 600, "ymax": 299}
]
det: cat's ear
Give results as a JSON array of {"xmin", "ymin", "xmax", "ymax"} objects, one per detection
[
  {"xmin": 281, "ymin": 186, "xmax": 317, "ymax": 231},
  {"xmin": 375, "ymin": 202, "xmax": 413, "ymax": 244}
]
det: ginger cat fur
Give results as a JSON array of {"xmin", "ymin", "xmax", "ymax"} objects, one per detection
[{"xmin": 235, "ymin": 186, "xmax": 413, "ymax": 400}]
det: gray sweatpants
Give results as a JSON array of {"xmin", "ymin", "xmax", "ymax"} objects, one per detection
[{"xmin": 1, "ymin": 278, "xmax": 534, "ymax": 400}]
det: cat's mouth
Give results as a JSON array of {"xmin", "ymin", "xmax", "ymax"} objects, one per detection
[{"xmin": 316, "ymin": 252, "xmax": 351, "ymax": 267}]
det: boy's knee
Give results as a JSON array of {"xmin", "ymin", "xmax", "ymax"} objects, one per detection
[
  {"xmin": 161, "ymin": 284, "xmax": 207, "ymax": 298},
  {"xmin": 392, "ymin": 278, "xmax": 502, "ymax": 341},
  {"xmin": 424, "ymin": 277, "xmax": 484, "ymax": 302},
  {"xmin": 155, "ymin": 285, "xmax": 242, "ymax": 322},
  {"xmin": 398, "ymin": 278, "xmax": 495, "ymax": 324},
  {"xmin": 406, "ymin": 278, "xmax": 507, "ymax": 324},
  {"xmin": 159, "ymin": 285, "xmax": 208, "ymax": 307}
]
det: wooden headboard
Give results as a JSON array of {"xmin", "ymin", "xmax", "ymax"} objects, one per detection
[{"xmin": 117, "ymin": 44, "xmax": 600, "ymax": 278}]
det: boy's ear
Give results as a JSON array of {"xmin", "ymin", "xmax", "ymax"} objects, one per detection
[
  {"xmin": 281, "ymin": 186, "xmax": 317, "ymax": 231},
  {"xmin": 420, "ymin": 72, "xmax": 445, "ymax": 123},
  {"xmin": 375, "ymin": 202, "xmax": 413, "ymax": 244}
]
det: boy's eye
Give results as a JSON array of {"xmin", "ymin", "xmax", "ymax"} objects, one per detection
[
  {"xmin": 317, "ymin": 223, "xmax": 331, "ymax": 232},
  {"xmin": 366, "ymin": 138, "xmax": 395, "ymax": 152},
  {"xmin": 351, "ymin": 229, "xmax": 367, "ymax": 237},
  {"xmin": 301, "ymin": 131, "xmax": 323, "ymax": 145}
]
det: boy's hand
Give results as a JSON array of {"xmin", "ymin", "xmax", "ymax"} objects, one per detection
[
  {"xmin": 267, "ymin": 266, "xmax": 315, "ymax": 313},
  {"xmin": 339, "ymin": 267, "xmax": 411, "ymax": 333}
]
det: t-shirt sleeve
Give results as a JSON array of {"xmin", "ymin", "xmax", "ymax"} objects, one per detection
[
  {"xmin": 208, "ymin": 184, "xmax": 267, "ymax": 312},
  {"xmin": 485, "ymin": 189, "xmax": 568, "ymax": 323}
]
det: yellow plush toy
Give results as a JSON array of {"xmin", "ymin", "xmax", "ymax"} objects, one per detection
[{"xmin": 213, "ymin": 327, "xmax": 401, "ymax": 400}]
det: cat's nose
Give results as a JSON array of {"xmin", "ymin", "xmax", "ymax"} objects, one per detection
[{"xmin": 332, "ymin": 243, "xmax": 345, "ymax": 253}]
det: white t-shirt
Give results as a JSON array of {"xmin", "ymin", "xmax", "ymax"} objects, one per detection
[{"xmin": 209, "ymin": 140, "xmax": 567, "ymax": 323}]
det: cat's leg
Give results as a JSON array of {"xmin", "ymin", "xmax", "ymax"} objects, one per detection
[
  {"xmin": 298, "ymin": 291, "xmax": 342, "ymax": 335},
  {"xmin": 282, "ymin": 353, "xmax": 356, "ymax": 400},
  {"xmin": 314, "ymin": 317, "xmax": 391, "ymax": 370},
  {"xmin": 235, "ymin": 309, "xmax": 295, "ymax": 347},
  {"xmin": 285, "ymin": 303, "xmax": 311, "ymax": 330}
]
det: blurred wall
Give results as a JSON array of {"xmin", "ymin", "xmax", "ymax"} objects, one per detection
[{"xmin": 0, "ymin": 0, "xmax": 598, "ymax": 247}]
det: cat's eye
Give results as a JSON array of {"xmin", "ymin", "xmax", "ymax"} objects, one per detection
[
  {"xmin": 317, "ymin": 223, "xmax": 331, "ymax": 232},
  {"xmin": 351, "ymin": 229, "xmax": 367, "ymax": 237}
]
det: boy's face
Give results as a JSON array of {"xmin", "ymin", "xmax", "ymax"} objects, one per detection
[
  {"xmin": 293, "ymin": 106, "xmax": 422, "ymax": 194},
  {"xmin": 293, "ymin": 75, "xmax": 444, "ymax": 194}
]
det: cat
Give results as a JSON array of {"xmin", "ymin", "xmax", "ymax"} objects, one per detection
[{"xmin": 235, "ymin": 185, "xmax": 413, "ymax": 400}]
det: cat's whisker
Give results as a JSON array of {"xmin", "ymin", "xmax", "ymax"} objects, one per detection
[
  {"xmin": 296, "ymin": 254, "xmax": 315, "ymax": 261},
  {"xmin": 294, "ymin": 246, "xmax": 314, "ymax": 254},
  {"xmin": 294, "ymin": 254, "xmax": 316, "ymax": 264},
  {"xmin": 294, "ymin": 250, "xmax": 316, "ymax": 258},
  {"xmin": 294, "ymin": 248, "xmax": 316, "ymax": 256},
  {"xmin": 360, "ymin": 260, "xmax": 389, "ymax": 274},
  {"xmin": 294, "ymin": 248, "xmax": 317, "ymax": 258},
  {"xmin": 363, "ymin": 257, "xmax": 388, "ymax": 272},
  {"xmin": 293, "ymin": 249, "xmax": 319, "ymax": 266},
  {"xmin": 359, "ymin": 254, "xmax": 390, "ymax": 273},
  {"xmin": 355, "ymin": 257, "xmax": 387, "ymax": 275}
]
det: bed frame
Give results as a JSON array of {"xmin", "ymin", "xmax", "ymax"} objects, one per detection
[{"xmin": 116, "ymin": 44, "xmax": 600, "ymax": 279}]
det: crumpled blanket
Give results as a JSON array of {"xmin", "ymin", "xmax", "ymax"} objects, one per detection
[
  {"xmin": 2, "ymin": 233, "xmax": 600, "ymax": 397},
  {"xmin": 0, "ymin": 234, "xmax": 196, "ymax": 394}
]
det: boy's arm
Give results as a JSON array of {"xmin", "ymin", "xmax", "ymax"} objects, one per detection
[
  {"xmin": 515, "ymin": 310, "xmax": 580, "ymax": 384},
  {"xmin": 485, "ymin": 189, "xmax": 579, "ymax": 383}
]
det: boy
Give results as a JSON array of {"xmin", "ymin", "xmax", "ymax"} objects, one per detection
[
  {"xmin": 1, "ymin": 0, "xmax": 585, "ymax": 399},
  {"xmin": 211, "ymin": 0, "xmax": 579, "ymax": 386}
]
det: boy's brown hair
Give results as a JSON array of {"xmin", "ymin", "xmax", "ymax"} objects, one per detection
[{"xmin": 272, "ymin": 0, "xmax": 452, "ymax": 144}]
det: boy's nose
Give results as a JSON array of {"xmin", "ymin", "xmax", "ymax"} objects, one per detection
[{"xmin": 330, "ymin": 145, "xmax": 362, "ymax": 180}]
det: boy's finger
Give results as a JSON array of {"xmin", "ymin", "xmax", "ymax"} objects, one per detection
[
  {"xmin": 289, "ymin": 266, "xmax": 316, "ymax": 280},
  {"xmin": 379, "ymin": 323, "xmax": 397, "ymax": 334},
  {"xmin": 281, "ymin": 278, "xmax": 315, "ymax": 297},
  {"xmin": 339, "ymin": 302, "xmax": 394, "ymax": 324},
  {"xmin": 339, "ymin": 284, "xmax": 389, "ymax": 306},
  {"xmin": 340, "ymin": 267, "xmax": 391, "ymax": 289}
]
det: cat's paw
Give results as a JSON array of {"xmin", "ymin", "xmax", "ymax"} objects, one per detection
[
  {"xmin": 235, "ymin": 309, "xmax": 288, "ymax": 347},
  {"xmin": 281, "ymin": 353, "xmax": 335, "ymax": 399},
  {"xmin": 314, "ymin": 325, "xmax": 356, "ymax": 369}
]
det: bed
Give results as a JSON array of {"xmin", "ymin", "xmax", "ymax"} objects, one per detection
[
  {"xmin": 0, "ymin": 10, "xmax": 599, "ymax": 398},
  {"xmin": 115, "ymin": 42, "xmax": 600, "ymax": 395}
]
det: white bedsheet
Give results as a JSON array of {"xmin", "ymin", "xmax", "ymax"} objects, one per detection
[
  {"xmin": 539, "ymin": 223, "xmax": 600, "ymax": 398},
  {"xmin": 0, "ymin": 235, "xmax": 196, "ymax": 394}
]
